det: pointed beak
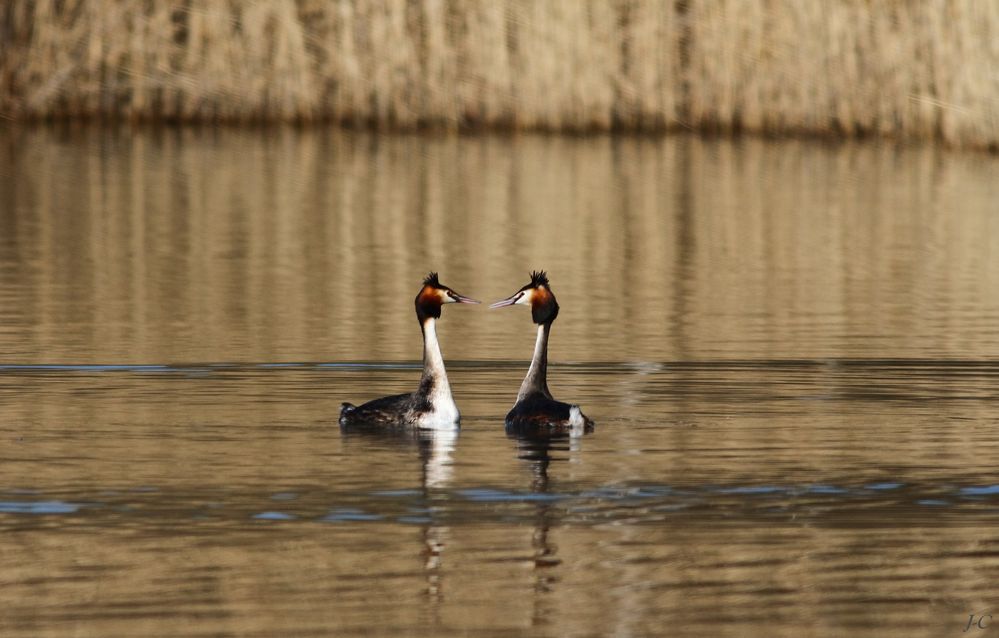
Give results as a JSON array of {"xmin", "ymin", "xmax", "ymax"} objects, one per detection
[
  {"xmin": 451, "ymin": 292, "xmax": 480, "ymax": 305},
  {"xmin": 489, "ymin": 292, "xmax": 523, "ymax": 309}
]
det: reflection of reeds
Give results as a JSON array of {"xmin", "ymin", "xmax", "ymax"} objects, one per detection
[
  {"xmin": 2, "ymin": 126, "xmax": 997, "ymax": 364},
  {"xmin": 1, "ymin": 1, "xmax": 997, "ymax": 148}
]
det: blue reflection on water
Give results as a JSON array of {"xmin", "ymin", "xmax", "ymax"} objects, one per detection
[
  {"xmin": 808, "ymin": 485, "xmax": 849, "ymax": 494},
  {"xmin": 254, "ymin": 511, "xmax": 296, "ymax": 520},
  {"xmin": 4, "ymin": 480, "xmax": 999, "ymax": 525},
  {"xmin": 865, "ymin": 482, "xmax": 904, "ymax": 490},
  {"xmin": 960, "ymin": 485, "xmax": 999, "ymax": 496},
  {"xmin": 717, "ymin": 486, "xmax": 784, "ymax": 495},
  {"xmin": 459, "ymin": 488, "xmax": 563, "ymax": 502},
  {"xmin": 0, "ymin": 500, "xmax": 79, "ymax": 514},
  {"xmin": 321, "ymin": 508, "xmax": 384, "ymax": 522}
]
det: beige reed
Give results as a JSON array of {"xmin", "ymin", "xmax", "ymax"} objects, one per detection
[{"xmin": 1, "ymin": 1, "xmax": 996, "ymax": 149}]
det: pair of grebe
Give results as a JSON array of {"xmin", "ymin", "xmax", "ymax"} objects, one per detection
[{"xmin": 339, "ymin": 271, "xmax": 593, "ymax": 434}]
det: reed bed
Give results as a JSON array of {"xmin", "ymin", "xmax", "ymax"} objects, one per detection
[{"xmin": 1, "ymin": 1, "xmax": 997, "ymax": 148}]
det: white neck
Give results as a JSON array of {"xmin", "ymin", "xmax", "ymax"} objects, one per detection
[
  {"xmin": 423, "ymin": 317, "xmax": 450, "ymax": 384},
  {"xmin": 517, "ymin": 323, "xmax": 551, "ymax": 402},
  {"xmin": 422, "ymin": 318, "xmax": 453, "ymax": 400}
]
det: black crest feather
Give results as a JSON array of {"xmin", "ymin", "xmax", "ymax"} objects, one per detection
[
  {"xmin": 423, "ymin": 272, "xmax": 441, "ymax": 287},
  {"xmin": 529, "ymin": 270, "xmax": 549, "ymax": 287}
]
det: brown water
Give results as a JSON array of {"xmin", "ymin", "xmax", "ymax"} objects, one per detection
[{"xmin": 1, "ymin": 126, "xmax": 998, "ymax": 637}]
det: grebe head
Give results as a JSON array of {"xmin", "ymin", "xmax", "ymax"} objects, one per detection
[
  {"xmin": 489, "ymin": 270, "xmax": 559, "ymax": 325},
  {"xmin": 415, "ymin": 272, "xmax": 480, "ymax": 323}
]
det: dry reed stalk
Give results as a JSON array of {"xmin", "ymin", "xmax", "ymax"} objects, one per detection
[
  {"xmin": 454, "ymin": 2, "xmax": 512, "ymax": 126},
  {"xmin": 683, "ymin": 0, "xmax": 999, "ymax": 148},
  {"xmin": 0, "ymin": 1, "xmax": 996, "ymax": 148}
]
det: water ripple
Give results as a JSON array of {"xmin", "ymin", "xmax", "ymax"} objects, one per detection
[{"xmin": 3, "ymin": 481, "xmax": 999, "ymax": 526}]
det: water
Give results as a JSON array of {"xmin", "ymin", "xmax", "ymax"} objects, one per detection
[{"xmin": 1, "ymin": 126, "xmax": 998, "ymax": 636}]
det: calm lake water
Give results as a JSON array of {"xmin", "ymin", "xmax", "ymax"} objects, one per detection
[{"xmin": 1, "ymin": 126, "xmax": 998, "ymax": 637}]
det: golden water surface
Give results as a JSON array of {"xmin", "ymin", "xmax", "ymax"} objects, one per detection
[{"xmin": 0, "ymin": 126, "xmax": 998, "ymax": 637}]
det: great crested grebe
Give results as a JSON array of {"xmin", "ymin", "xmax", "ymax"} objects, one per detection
[
  {"xmin": 490, "ymin": 271, "xmax": 594, "ymax": 435},
  {"xmin": 339, "ymin": 273, "xmax": 479, "ymax": 430}
]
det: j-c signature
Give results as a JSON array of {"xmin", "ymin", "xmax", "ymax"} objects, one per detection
[{"xmin": 966, "ymin": 614, "xmax": 992, "ymax": 632}]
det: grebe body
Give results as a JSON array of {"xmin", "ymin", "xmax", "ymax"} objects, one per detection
[
  {"xmin": 490, "ymin": 271, "xmax": 594, "ymax": 436},
  {"xmin": 339, "ymin": 273, "xmax": 478, "ymax": 430}
]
